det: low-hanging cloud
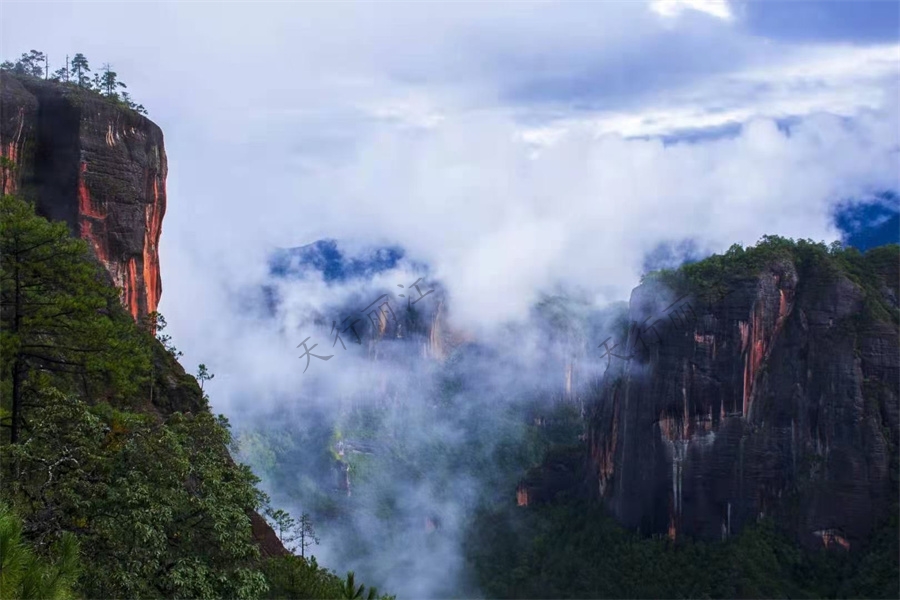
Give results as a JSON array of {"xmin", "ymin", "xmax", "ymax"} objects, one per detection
[{"xmin": 228, "ymin": 103, "xmax": 897, "ymax": 333}]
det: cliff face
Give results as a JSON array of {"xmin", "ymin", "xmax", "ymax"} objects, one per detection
[
  {"xmin": 0, "ymin": 72, "xmax": 164, "ymax": 321},
  {"xmin": 587, "ymin": 248, "xmax": 899, "ymax": 549}
]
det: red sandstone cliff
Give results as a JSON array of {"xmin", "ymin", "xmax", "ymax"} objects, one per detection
[{"xmin": 1, "ymin": 71, "xmax": 164, "ymax": 321}]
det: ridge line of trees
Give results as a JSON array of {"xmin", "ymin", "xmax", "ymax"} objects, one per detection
[{"xmin": 1, "ymin": 49, "xmax": 147, "ymax": 115}]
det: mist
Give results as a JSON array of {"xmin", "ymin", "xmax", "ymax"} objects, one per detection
[
  {"xmin": 164, "ymin": 98, "xmax": 898, "ymax": 597},
  {"xmin": 218, "ymin": 242, "xmax": 620, "ymax": 597}
]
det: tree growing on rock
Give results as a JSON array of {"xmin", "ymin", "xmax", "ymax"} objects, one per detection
[
  {"xmin": 100, "ymin": 63, "xmax": 126, "ymax": 99},
  {"xmin": 196, "ymin": 363, "xmax": 215, "ymax": 392},
  {"xmin": 297, "ymin": 513, "xmax": 320, "ymax": 558},
  {"xmin": 51, "ymin": 55, "xmax": 70, "ymax": 82},
  {"xmin": 70, "ymin": 53, "xmax": 90, "ymax": 87},
  {"xmin": 265, "ymin": 508, "xmax": 320, "ymax": 558},
  {"xmin": 120, "ymin": 92, "xmax": 147, "ymax": 115}
]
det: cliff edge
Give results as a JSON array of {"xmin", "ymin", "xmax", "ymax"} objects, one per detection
[
  {"xmin": 1, "ymin": 71, "xmax": 163, "ymax": 321},
  {"xmin": 587, "ymin": 240, "xmax": 899, "ymax": 549}
]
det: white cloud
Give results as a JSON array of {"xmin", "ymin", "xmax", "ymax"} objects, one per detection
[
  {"xmin": 650, "ymin": 0, "xmax": 735, "ymax": 22},
  {"xmin": 521, "ymin": 43, "xmax": 899, "ymax": 139}
]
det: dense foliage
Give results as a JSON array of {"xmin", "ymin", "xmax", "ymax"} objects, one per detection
[
  {"xmin": 0, "ymin": 503, "xmax": 80, "ymax": 599},
  {"xmin": 643, "ymin": 235, "xmax": 900, "ymax": 324},
  {"xmin": 467, "ymin": 497, "xmax": 900, "ymax": 599},
  {"xmin": 0, "ymin": 195, "xmax": 388, "ymax": 598}
]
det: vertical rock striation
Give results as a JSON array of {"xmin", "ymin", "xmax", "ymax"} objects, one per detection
[
  {"xmin": 0, "ymin": 72, "xmax": 165, "ymax": 321},
  {"xmin": 587, "ymin": 248, "xmax": 899, "ymax": 549}
]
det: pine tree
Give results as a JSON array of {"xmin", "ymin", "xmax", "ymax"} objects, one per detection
[
  {"xmin": 297, "ymin": 513, "xmax": 320, "ymax": 559},
  {"xmin": 14, "ymin": 50, "xmax": 46, "ymax": 78},
  {"xmin": 0, "ymin": 504, "xmax": 81, "ymax": 599},
  {"xmin": 100, "ymin": 63, "xmax": 126, "ymax": 99},
  {"xmin": 196, "ymin": 363, "xmax": 214, "ymax": 391},
  {"xmin": 265, "ymin": 508, "xmax": 299, "ymax": 552},
  {"xmin": 152, "ymin": 313, "xmax": 183, "ymax": 359},
  {"xmin": 0, "ymin": 195, "xmax": 147, "ymax": 444},
  {"xmin": 341, "ymin": 572, "xmax": 379, "ymax": 600},
  {"xmin": 70, "ymin": 53, "xmax": 90, "ymax": 87},
  {"xmin": 120, "ymin": 91, "xmax": 148, "ymax": 115}
]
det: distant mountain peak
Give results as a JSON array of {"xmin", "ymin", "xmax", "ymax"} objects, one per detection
[{"xmin": 268, "ymin": 239, "xmax": 406, "ymax": 282}]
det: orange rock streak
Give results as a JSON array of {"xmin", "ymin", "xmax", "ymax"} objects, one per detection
[
  {"xmin": 592, "ymin": 393, "xmax": 619, "ymax": 496},
  {"xmin": 516, "ymin": 486, "xmax": 529, "ymax": 507},
  {"xmin": 141, "ymin": 176, "xmax": 164, "ymax": 316},
  {"xmin": 124, "ymin": 257, "xmax": 140, "ymax": 318},
  {"xmin": 76, "ymin": 162, "xmax": 110, "ymax": 265},
  {"xmin": 1, "ymin": 108, "xmax": 25, "ymax": 194}
]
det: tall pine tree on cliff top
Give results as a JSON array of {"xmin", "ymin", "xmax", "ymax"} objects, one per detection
[{"xmin": 70, "ymin": 53, "xmax": 90, "ymax": 87}]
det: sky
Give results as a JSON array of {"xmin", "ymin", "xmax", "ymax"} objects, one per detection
[
  {"xmin": 2, "ymin": 0, "xmax": 898, "ymax": 337},
  {"xmin": 3, "ymin": 2, "xmax": 899, "ymax": 596}
]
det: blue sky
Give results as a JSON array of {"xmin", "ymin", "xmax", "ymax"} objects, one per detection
[{"xmin": 740, "ymin": 0, "xmax": 900, "ymax": 43}]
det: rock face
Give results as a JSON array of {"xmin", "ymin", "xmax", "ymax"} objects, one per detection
[
  {"xmin": 0, "ymin": 72, "xmax": 164, "ymax": 321},
  {"xmin": 587, "ymin": 250, "xmax": 899, "ymax": 549}
]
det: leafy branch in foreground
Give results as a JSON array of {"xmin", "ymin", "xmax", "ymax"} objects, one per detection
[{"xmin": 0, "ymin": 503, "xmax": 81, "ymax": 600}]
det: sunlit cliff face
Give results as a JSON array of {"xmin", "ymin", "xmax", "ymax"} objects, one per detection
[
  {"xmin": 0, "ymin": 73, "xmax": 167, "ymax": 323},
  {"xmin": 76, "ymin": 131, "xmax": 166, "ymax": 321}
]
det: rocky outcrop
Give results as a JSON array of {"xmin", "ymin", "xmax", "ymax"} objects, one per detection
[
  {"xmin": 0, "ymin": 72, "xmax": 164, "ymax": 321},
  {"xmin": 250, "ymin": 511, "xmax": 290, "ymax": 558},
  {"xmin": 587, "ymin": 247, "xmax": 899, "ymax": 549}
]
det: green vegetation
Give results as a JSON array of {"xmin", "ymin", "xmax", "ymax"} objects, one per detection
[
  {"xmin": 266, "ymin": 508, "xmax": 320, "ymax": 558},
  {"xmin": 467, "ymin": 498, "xmax": 900, "ymax": 599},
  {"xmin": 0, "ymin": 503, "xmax": 80, "ymax": 600},
  {"xmin": 261, "ymin": 557, "xmax": 393, "ymax": 600},
  {"xmin": 643, "ymin": 235, "xmax": 899, "ymax": 324},
  {"xmin": 0, "ymin": 194, "xmax": 389, "ymax": 598},
  {"xmin": 1, "ymin": 49, "xmax": 147, "ymax": 114},
  {"xmin": 1, "ymin": 193, "xmax": 147, "ymax": 442}
]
